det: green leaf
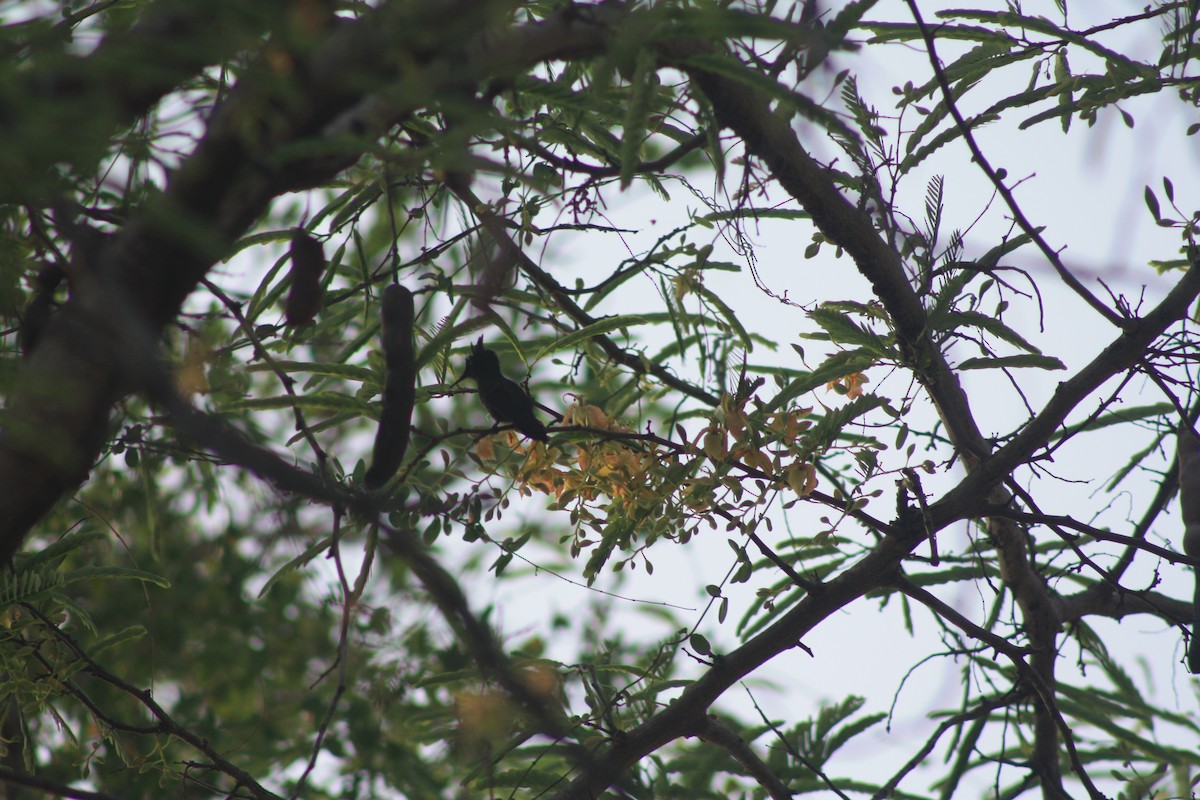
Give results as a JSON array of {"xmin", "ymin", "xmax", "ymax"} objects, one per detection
[
  {"xmin": 809, "ymin": 306, "xmax": 892, "ymax": 358},
  {"xmin": 940, "ymin": 9, "xmax": 1156, "ymax": 77},
  {"xmin": 90, "ymin": 625, "xmax": 150, "ymax": 656},
  {"xmin": 533, "ymin": 315, "xmax": 648, "ymax": 364},
  {"xmin": 1019, "ymin": 78, "xmax": 1160, "ymax": 131},
  {"xmin": 14, "ymin": 528, "xmax": 106, "ymax": 571},
  {"xmin": 259, "ymin": 536, "xmax": 332, "ymax": 597},
  {"xmin": 934, "ymin": 309, "xmax": 1044, "ymax": 353},
  {"xmin": 583, "ymin": 518, "xmax": 633, "ymax": 586},
  {"xmin": 0, "ymin": 567, "xmax": 63, "ymax": 608},
  {"xmin": 805, "ymin": 393, "xmax": 891, "ymax": 453},
  {"xmin": 863, "ymin": 21, "xmax": 1016, "ymax": 48},
  {"xmin": 61, "ymin": 566, "xmax": 171, "ymax": 589},
  {"xmin": 926, "ymin": 267, "xmax": 977, "ymax": 328},
  {"xmin": 703, "ymin": 208, "xmax": 813, "ymax": 222},
  {"xmin": 1144, "ymin": 185, "xmax": 1161, "ymax": 222},
  {"xmin": 673, "ymin": 7, "xmax": 826, "ymax": 43},
  {"xmin": 826, "ymin": 0, "xmax": 883, "ymax": 40},
  {"xmin": 226, "ymin": 228, "xmax": 294, "ymax": 259},
  {"xmin": 1054, "ymin": 50, "xmax": 1073, "ymax": 133},
  {"xmin": 903, "ymin": 40, "xmax": 1009, "ymax": 148},
  {"xmin": 247, "ymin": 360, "xmax": 376, "ymax": 384},
  {"xmin": 901, "ymin": 564, "xmax": 996, "ymax": 586},
  {"xmin": 221, "ymin": 391, "xmax": 376, "ymax": 417},
  {"xmin": 619, "ymin": 48, "xmax": 657, "ymax": 190},
  {"xmin": 976, "ymin": 227, "xmax": 1044, "ymax": 269},
  {"xmin": 1049, "ymin": 402, "xmax": 1173, "ymax": 442},
  {"xmin": 415, "ymin": 304, "xmax": 492, "ymax": 371},
  {"xmin": 694, "ymin": 283, "xmax": 753, "ymax": 351},
  {"xmin": 901, "ymin": 109, "xmax": 1001, "ymax": 172},
  {"xmin": 765, "ymin": 349, "xmax": 878, "ymax": 413},
  {"xmin": 957, "ymin": 354, "xmax": 1066, "ymax": 370},
  {"xmin": 679, "ymin": 51, "xmax": 803, "ymax": 115}
]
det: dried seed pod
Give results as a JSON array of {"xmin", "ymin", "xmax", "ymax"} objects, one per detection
[
  {"xmin": 19, "ymin": 264, "xmax": 66, "ymax": 356},
  {"xmin": 364, "ymin": 284, "xmax": 416, "ymax": 489},
  {"xmin": 1178, "ymin": 422, "xmax": 1200, "ymax": 674},
  {"xmin": 284, "ymin": 229, "xmax": 326, "ymax": 326}
]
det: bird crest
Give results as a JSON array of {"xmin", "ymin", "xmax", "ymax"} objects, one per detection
[{"xmin": 465, "ymin": 336, "xmax": 499, "ymax": 378}]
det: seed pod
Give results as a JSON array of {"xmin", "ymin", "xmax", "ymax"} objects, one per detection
[
  {"xmin": 285, "ymin": 229, "xmax": 326, "ymax": 326},
  {"xmin": 364, "ymin": 284, "xmax": 416, "ymax": 489},
  {"xmin": 19, "ymin": 264, "xmax": 66, "ymax": 357},
  {"xmin": 1178, "ymin": 422, "xmax": 1200, "ymax": 674}
]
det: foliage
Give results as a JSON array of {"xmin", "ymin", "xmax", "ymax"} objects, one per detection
[{"xmin": 1, "ymin": 1, "xmax": 1199, "ymax": 799}]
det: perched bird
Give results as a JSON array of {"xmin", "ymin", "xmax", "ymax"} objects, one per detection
[{"xmin": 463, "ymin": 338, "xmax": 548, "ymax": 442}]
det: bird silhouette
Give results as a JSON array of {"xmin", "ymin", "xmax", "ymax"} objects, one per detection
[{"xmin": 464, "ymin": 338, "xmax": 548, "ymax": 442}]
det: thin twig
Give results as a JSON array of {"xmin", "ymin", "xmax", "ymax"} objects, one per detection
[
  {"xmin": 201, "ymin": 279, "xmax": 331, "ymax": 477},
  {"xmin": 25, "ymin": 607, "xmax": 282, "ymax": 800},
  {"xmin": 0, "ymin": 766, "xmax": 125, "ymax": 800},
  {"xmin": 894, "ymin": 578, "xmax": 1104, "ymax": 800},
  {"xmin": 694, "ymin": 714, "xmax": 794, "ymax": 800},
  {"xmin": 904, "ymin": 1, "xmax": 1124, "ymax": 328},
  {"xmin": 872, "ymin": 694, "xmax": 1011, "ymax": 800},
  {"xmin": 742, "ymin": 687, "xmax": 852, "ymax": 800}
]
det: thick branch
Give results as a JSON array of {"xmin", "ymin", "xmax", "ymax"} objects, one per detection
[
  {"xmin": 0, "ymin": 0, "xmax": 623, "ymax": 561},
  {"xmin": 676, "ymin": 57, "xmax": 992, "ymax": 468},
  {"xmin": 551, "ymin": 526, "xmax": 922, "ymax": 799},
  {"xmin": 928, "ymin": 265, "xmax": 1200, "ymax": 529},
  {"xmin": 1058, "ymin": 585, "xmax": 1192, "ymax": 628},
  {"xmin": 0, "ymin": 0, "xmax": 298, "ymax": 202},
  {"xmin": 672, "ymin": 47, "xmax": 1200, "ymax": 800}
]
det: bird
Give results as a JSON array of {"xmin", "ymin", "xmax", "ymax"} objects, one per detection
[{"xmin": 463, "ymin": 338, "xmax": 548, "ymax": 442}]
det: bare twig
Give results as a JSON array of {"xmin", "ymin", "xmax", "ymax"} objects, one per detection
[
  {"xmin": 201, "ymin": 279, "xmax": 331, "ymax": 476},
  {"xmin": 25, "ymin": 607, "xmax": 282, "ymax": 800},
  {"xmin": 904, "ymin": 1, "xmax": 1124, "ymax": 328},
  {"xmin": 894, "ymin": 579, "xmax": 1103, "ymax": 800},
  {"xmin": 694, "ymin": 715, "xmax": 794, "ymax": 800},
  {"xmin": 0, "ymin": 766, "xmax": 126, "ymax": 800}
]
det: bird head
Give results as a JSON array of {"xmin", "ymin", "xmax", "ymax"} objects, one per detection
[{"xmin": 464, "ymin": 337, "xmax": 501, "ymax": 379}]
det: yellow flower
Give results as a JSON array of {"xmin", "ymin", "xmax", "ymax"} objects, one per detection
[
  {"xmin": 826, "ymin": 372, "xmax": 869, "ymax": 399},
  {"xmin": 700, "ymin": 423, "xmax": 727, "ymax": 460},
  {"xmin": 784, "ymin": 461, "xmax": 818, "ymax": 496}
]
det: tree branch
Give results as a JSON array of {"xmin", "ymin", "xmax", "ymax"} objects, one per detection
[
  {"xmin": 895, "ymin": 578, "xmax": 1102, "ymax": 800},
  {"xmin": 0, "ymin": 0, "xmax": 300, "ymax": 202},
  {"xmin": 904, "ymin": 0, "xmax": 1125, "ymax": 328},
  {"xmin": 26, "ymin": 607, "xmax": 282, "ymax": 800},
  {"xmin": 675, "ymin": 53, "xmax": 994, "ymax": 469},
  {"xmin": 694, "ymin": 716, "xmax": 794, "ymax": 800},
  {"xmin": 551, "ymin": 525, "xmax": 923, "ymax": 799},
  {"xmin": 928, "ymin": 263, "xmax": 1200, "ymax": 529},
  {"xmin": 0, "ymin": 0, "xmax": 626, "ymax": 561},
  {"xmin": 0, "ymin": 767, "xmax": 126, "ymax": 800}
]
